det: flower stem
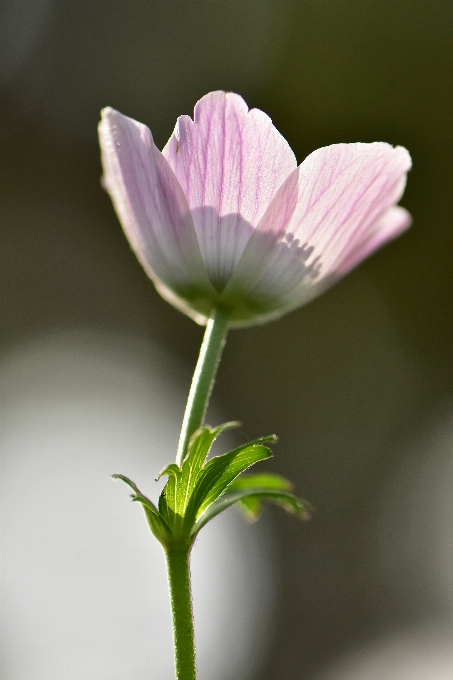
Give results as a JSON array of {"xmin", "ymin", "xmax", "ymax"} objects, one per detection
[
  {"xmin": 167, "ymin": 308, "xmax": 228, "ymax": 679},
  {"xmin": 176, "ymin": 307, "xmax": 229, "ymax": 466},
  {"xmin": 166, "ymin": 546, "xmax": 197, "ymax": 680}
]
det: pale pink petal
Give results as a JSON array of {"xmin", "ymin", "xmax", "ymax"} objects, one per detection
[
  {"xmin": 221, "ymin": 225, "xmax": 321, "ymax": 326},
  {"xmin": 336, "ymin": 204, "xmax": 411, "ymax": 274},
  {"xmin": 254, "ymin": 204, "xmax": 412, "ymax": 317},
  {"xmin": 162, "ymin": 91, "xmax": 297, "ymax": 290},
  {"xmin": 99, "ymin": 107, "xmax": 212, "ymax": 298},
  {"xmin": 266, "ymin": 142, "xmax": 412, "ymax": 278},
  {"xmin": 222, "ymin": 143, "xmax": 411, "ymax": 325}
]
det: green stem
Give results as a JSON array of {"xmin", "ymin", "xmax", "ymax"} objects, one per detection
[
  {"xmin": 167, "ymin": 307, "xmax": 229, "ymax": 679},
  {"xmin": 166, "ymin": 546, "xmax": 197, "ymax": 680},
  {"xmin": 176, "ymin": 307, "xmax": 229, "ymax": 466}
]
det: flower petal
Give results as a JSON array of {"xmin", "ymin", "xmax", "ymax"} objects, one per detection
[
  {"xmin": 220, "ymin": 225, "xmax": 321, "ymax": 327},
  {"xmin": 99, "ymin": 107, "xmax": 212, "ymax": 299},
  {"xmin": 162, "ymin": 91, "xmax": 297, "ymax": 289},
  {"xmin": 335, "ymin": 204, "xmax": 411, "ymax": 275},
  {"xmin": 221, "ymin": 143, "xmax": 411, "ymax": 325},
  {"xmin": 268, "ymin": 142, "xmax": 412, "ymax": 277},
  {"xmin": 245, "ymin": 204, "xmax": 412, "ymax": 321}
]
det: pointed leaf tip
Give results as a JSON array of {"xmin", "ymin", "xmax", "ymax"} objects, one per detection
[
  {"xmin": 156, "ymin": 462, "xmax": 181, "ymax": 482},
  {"xmin": 112, "ymin": 472, "xmax": 172, "ymax": 546}
]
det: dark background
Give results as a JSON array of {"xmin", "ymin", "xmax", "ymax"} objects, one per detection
[{"xmin": 2, "ymin": 1, "xmax": 453, "ymax": 678}]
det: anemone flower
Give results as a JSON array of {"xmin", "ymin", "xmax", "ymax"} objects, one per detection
[{"xmin": 99, "ymin": 91, "xmax": 411, "ymax": 327}]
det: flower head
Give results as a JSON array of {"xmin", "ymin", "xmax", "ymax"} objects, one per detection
[{"xmin": 99, "ymin": 91, "xmax": 411, "ymax": 327}]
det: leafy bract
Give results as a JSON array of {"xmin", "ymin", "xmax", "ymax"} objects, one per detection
[
  {"xmin": 189, "ymin": 437, "xmax": 276, "ymax": 520},
  {"xmin": 230, "ymin": 472, "xmax": 293, "ymax": 492},
  {"xmin": 157, "ymin": 422, "xmax": 243, "ymax": 539},
  {"xmin": 113, "ymin": 423, "xmax": 309, "ymax": 548},
  {"xmin": 228, "ymin": 472, "xmax": 293, "ymax": 520},
  {"xmin": 111, "ymin": 474, "xmax": 171, "ymax": 545},
  {"xmin": 192, "ymin": 472, "xmax": 312, "ymax": 535}
]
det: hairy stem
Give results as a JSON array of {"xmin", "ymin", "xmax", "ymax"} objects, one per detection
[
  {"xmin": 176, "ymin": 307, "xmax": 229, "ymax": 466},
  {"xmin": 166, "ymin": 546, "xmax": 197, "ymax": 680}
]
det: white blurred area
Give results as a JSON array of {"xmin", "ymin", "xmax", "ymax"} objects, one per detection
[
  {"xmin": 1, "ymin": 332, "xmax": 275, "ymax": 680},
  {"xmin": 314, "ymin": 404, "xmax": 453, "ymax": 680}
]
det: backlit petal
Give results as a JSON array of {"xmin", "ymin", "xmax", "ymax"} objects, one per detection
[
  {"xmin": 162, "ymin": 91, "xmax": 297, "ymax": 289},
  {"xmin": 223, "ymin": 143, "xmax": 411, "ymax": 325},
  {"xmin": 99, "ymin": 96, "xmax": 411, "ymax": 327},
  {"xmin": 336, "ymin": 204, "xmax": 411, "ymax": 275},
  {"xmin": 99, "ymin": 107, "xmax": 212, "ymax": 298},
  {"xmin": 267, "ymin": 142, "xmax": 412, "ymax": 278},
  {"xmin": 221, "ymin": 222, "xmax": 321, "ymax": 326}
]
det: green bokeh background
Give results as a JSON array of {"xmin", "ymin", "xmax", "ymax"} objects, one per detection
[{"xmin": 2, "ymin": 1, "xmax": 453, "ymax": 678}]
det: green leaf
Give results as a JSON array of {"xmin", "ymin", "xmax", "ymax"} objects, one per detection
[
  {"xmin": 183, "ymin": 421, "xmax": 240, "ymax": 470},
  {"xmin": 112, "ymin": 474, "xmax": 171, "ymax": 545},
  {"xmin": 156, "ymin": 463, "xmax": 181, "ymax": 531},
  {"xmin": 234, "ymin": 495, "xmax": 263, "ymax": 521},
  {"xmin": 156, "ymin": 462, "xmax": 181, "ymax": 482},
  {"xmin": 227, "ymin": 472, "xmax": 301, "ymax": 520},
  {"xmin": 158, "ymin": 472, "xmax": 177, "ymax": 528},
  {"xmin": 157, "ymin": 422, "xmax": 241, "ymax": 535},
  {"xmin": 178, "ymin": 422, "xmax": 239, "ymax": 515},
  {"xmin": 228, "ymin": 472, "xmax": 293, "ymax": 492},
  {"xmin": 187, "ymin": 436, "xmax": 276, "ymax": 525},
  {"xmin": 192, "ymin": 487, "xmax": 311, "ymax": 535}
]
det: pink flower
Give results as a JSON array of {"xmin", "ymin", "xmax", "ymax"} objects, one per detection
[{"xmin": 99, "ymin": 91, "xmax": 411, "ymax": 327}]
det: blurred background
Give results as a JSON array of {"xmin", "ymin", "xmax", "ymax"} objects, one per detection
[{"xmin": 1, "ymin": 1, "xmax": 453, "ymax": 679}]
